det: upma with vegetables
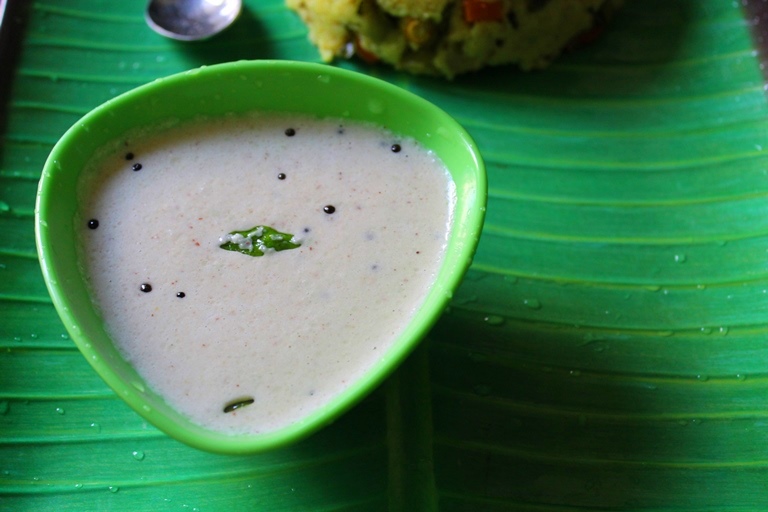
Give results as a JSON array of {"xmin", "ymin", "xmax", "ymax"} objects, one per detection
[{"xmin": 287, "ymin": 0, "xmax": 623, "ymax": 78}]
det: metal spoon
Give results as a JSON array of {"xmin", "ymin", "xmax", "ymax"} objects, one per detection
[{"xmin": 145, "ymin": 0, "xmax": 242, "ymax": 41}]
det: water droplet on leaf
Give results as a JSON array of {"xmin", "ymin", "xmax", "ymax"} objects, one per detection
[
  {"xmin": 483, "ymin": 315, "xmax": 504, "ymax": 326},
  {"xmin": 523, "ymin": 298, "xmax": 542, "ymax": 310}
]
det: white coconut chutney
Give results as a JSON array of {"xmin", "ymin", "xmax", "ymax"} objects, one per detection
[{"xmin": 77, "ymin": 113, "xmax": 455, "ymax": 434}]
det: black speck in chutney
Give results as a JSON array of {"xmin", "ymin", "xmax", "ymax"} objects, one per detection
[
  {"xmin": 277, "ymin": 173, "xmax": 286, "ymax": 180},
  {"xmin": 323, "ymin": 205, "xmax": 336, "ymax": 214},
  {"xmin": 284, "ymin": 128, "xmax": 296, "ymax": 137},
  {"xmin": 132, "ymin": 163, "xmax": 143, "ymax": 172},
  {"xmin": 140, "ymin": 283, "xmax": 152, "ymax": 293},
  {"xmin": 87, "ymin": 219, "xmax": 99, "ymax": 229},
  {"xmin": 176, "ymin": 292, "xmax": 186, "ymax": 298},
  {"xmin": 391, "ymin": 144, "xmax": 401, "ymax": 153},
  {"xmin": 125, "ymin": 152, "xmax": 134, "ymax": 160}
]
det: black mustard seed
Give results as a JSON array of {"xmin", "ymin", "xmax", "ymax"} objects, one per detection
[
  {"xmin": 284, "ymin": 128, "xmax": 296, "ymax": 136},
  {"xmin": 132, "ymin": 163, "xmax": 143, "ymax": 172},
  {"xmin": 277, "ymin": 173, "xmax": 286, "ymax": 180},
  {"xmin": 176, "ymin": 292, "xmax": 186, "ymax": 298},
  {"xmin": 323, "ymin": 205, "xmax": 336, "ymax": 214},
  {"xmin": 125, "ymin": 152, "xmax": 134, "ymax": 160},
  {"xmin": 140, "ymin": 283, "xmax": 152, "ymax": 293},
  {"xmin": 87, "ymin": 219, "xmax": 99, "ymax": 229},
  {"xmin": 391, "ymin": 144, "xmax": 401, "ymax": 153}
]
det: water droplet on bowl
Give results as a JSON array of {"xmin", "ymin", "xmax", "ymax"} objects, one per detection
[
  {"xmin": 368, "ymin": 99, "xmax": 384, "ymax": 114},
  {"xmin": 132, "ymin": 450, "xmax": 145, "ymax": 461}
]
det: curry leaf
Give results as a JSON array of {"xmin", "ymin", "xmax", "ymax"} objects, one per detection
[{"xmin": 219, "ymin": 225, "xmax": 301, "ymax": 257}]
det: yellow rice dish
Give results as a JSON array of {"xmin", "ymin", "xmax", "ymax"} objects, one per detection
[{"xmin": 286, "ymin": 0, "xmax": 623, "ymax": 78}]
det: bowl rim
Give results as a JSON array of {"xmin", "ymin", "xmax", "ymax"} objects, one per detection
[{"xmin": 35, "ymin": 60, "xmax": 487, "ymax": 454}]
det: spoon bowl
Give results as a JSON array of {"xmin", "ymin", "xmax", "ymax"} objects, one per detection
[{"xmin": 146, "ymin": 0, "xmax": 242, "ymax": 41}]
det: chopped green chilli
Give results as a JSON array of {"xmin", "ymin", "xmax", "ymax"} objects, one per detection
[{"xmin": 219, "ymin": 225, "xmax": 301, "ymax": 257}]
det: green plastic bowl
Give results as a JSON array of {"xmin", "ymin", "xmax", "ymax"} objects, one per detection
[{"xmin": 34, "ymin": 60, "xmax": 486, "ymax": 454}]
